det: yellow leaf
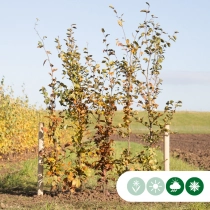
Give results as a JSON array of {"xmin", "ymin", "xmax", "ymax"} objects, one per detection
[
  {"xmin": 149, "ymin": 159, "xmax": 155, "ymax": 165},
  {"xmin": 47, "ymin": 157, "xmax": 55, "ymax": 162},
  {"xmin": 67, "ymin": 172, "xmax": 74, "ymax": 181},
  {"xmin": 51, "ymin": 181, "xmax": 56, "ymax": 186},
  {"xmin": 118, "ymin": 20, "xmax": 123, "ymax": 27},
  {"xmin": 98, "ymin": 101, "xmax": 103, "ymax": 106},
  {"xmin": 131, "ymin": 48, "xmax": 137, "ymax": 54},
  {"xmin": 60, "ymin": 52, "xmax": 66, "ymax": 61},
  {"xmin": 95, "ymin": 64, "xmax": 100, "ymax": 68},
  {"xmin": 72, "ymin": 178, "xmax": 81, "ymax": 188},
  {"xmin": 109, "ymin": 61, "xmax": 114, "ymax": 65},
  {"xmin": 53, "ymin": 175, "xmax": 58, "ymax": 182},
  {"xmin": 126, "ymin": 39, "xmax": 130, "ymax": 45},
  {"xmin": 85, "ymin": 168, "xmax": 92, "ymax": 177},
  {"xmin": 80, "ymin": 153, "xmax": 85, "ymax": 157}
]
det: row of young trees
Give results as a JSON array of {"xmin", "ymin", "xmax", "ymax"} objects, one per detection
[
  {"xmin": 0, "ymin": 78, "xmax": 45, "ymax": 157},
  {"xmin": 35, "ymin": 3, "xmax": 181, "ymax": 194}
]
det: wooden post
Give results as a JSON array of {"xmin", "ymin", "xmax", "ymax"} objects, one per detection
[
  {"xmin": 37, "ymin": 122, "xmax": 44, "ymax": 195},
  {"xmin": 164, "ymin": 124, "xmax": 170, "ymax": 171}
]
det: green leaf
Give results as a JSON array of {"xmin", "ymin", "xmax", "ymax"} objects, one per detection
[
  {"xmin": 157, "ymin": 58, "xmax": 163, "ymax": 63},
  {"xmin": 169, "ymin": 100, "xmax": 174, "ymax": 104}
]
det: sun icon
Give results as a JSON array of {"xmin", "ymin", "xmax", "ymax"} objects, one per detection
[{"xmin": 148, "ymin": 178, "xmax": 164, "ymax": 195}]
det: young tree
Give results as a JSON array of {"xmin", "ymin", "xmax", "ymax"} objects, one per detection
[
  {"xmin": 35, "ymin": 2, "xmax": 181, "ymax": 195},
  {"xmin": 111, "ymin": 2, "xmax": 182, "ymax": 173}
]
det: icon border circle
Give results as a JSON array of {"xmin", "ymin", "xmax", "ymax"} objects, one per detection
[
  {"xmin": 185, "ymin": 177, "xmax": 204, "ymax": 196},
  {"xmin": 127, "ymin": 177, "xmax": 145, "ymax": 196},
  {"xmin": 146, "ymin": 177, "xmax": 165, "ymax": 196},
  {"xmin": 166, "ymin": 177, "xmax": 184, "ymax": 196}
]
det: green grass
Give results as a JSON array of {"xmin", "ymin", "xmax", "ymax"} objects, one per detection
[
  {"xmin": 87, "ymin": 111, "xmax": 210, "ymax": 134},
  {"xmin": 0, "ymin": 141, "xmax": 204, "ymax": 210},
  {"xmin": 113, "ymin": 141, "xmax": 199, "ymax": 171},
  {"xmin": 0, "ymin": 158, "xmax": 38, "ymax": 192},
  {"xmin": 0, "ymin": 142, "xmax": 200, "ymax": 192},
  {"xmin": 113, "ymin": 111, "xmax": 210, "ymax": 134},
  {"xmin": 168, "ymin": 111, "xmax": 210, "ymax": 134}
]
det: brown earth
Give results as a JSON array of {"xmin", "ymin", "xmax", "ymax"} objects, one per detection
[{"xmin": 0, "ymin": 134, "xmax": 210, "ymax": 209}]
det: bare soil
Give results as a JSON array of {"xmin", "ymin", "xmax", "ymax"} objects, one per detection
[{"xmin": 0, "ymin": 134, "xmax": 210, "ymax": 209}]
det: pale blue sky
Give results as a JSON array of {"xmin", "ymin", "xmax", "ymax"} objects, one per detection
[{"xmin": 1, "ymin": 0, "xmax": 210, "ymax": 111}]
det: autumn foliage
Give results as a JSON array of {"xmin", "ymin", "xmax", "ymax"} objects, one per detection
[{"xmin": 0, "ymin": 3, "xmax": 182, "ymax": 195}]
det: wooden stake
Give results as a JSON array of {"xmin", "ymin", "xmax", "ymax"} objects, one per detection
[
  {"xmin": 37, "ymin": 122, "xmax": 44, "ymax": 195},
  {"xmin": 164, "ymin": 124, "xmax": 170, "ymax": 171}
]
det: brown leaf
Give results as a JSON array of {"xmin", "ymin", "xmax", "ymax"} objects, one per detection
[
  {"xmin": 64, "ymin": 142, "xmax": 71, "ymax": 147},
  {"xmin": 52, "ymin": 68, "xmax": 58, "ymax": 72},
  {"xmin": 43, "ymin": 59, "xmax": 47, "ymax": 66},
  {"xmin": 43, "ymin": 127, "xmax": 48, "ymax": 132}
]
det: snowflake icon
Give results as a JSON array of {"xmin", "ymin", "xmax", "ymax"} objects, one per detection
[
  {"xmin": 189, "ymin": 181, "xmax": 200, "ymax": 192},
  {"xmin": 133, "ymin": 180, "xmax": 140, "ymax": 187},
  {"xmin": 186, "ymin": 177, "xmax": 204, "ymax": 196}
]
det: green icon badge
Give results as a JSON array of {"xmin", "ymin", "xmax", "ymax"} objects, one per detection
[
  {"xmin": 185, "ymin": 177, "xmax": 204, "ymax": 196},
  {"xmin": 147, "ymin": 177, "xmax": 165, "ymax": 195},
  {"xmin": 166, "ymin": 177, "xmax": 184, "ymax": 196},
  {"xmin": 127, "ymin": 177, "xmax": 145, "ymax": 196}
]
